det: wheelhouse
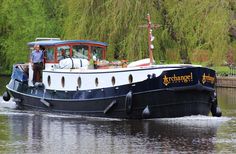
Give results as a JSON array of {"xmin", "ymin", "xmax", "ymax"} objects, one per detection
[{"xmin": 28, "ymin": 40, "xmax": 108, "ymax": 64}]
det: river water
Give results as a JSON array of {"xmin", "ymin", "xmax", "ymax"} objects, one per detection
[{"xmin": 0, "ymin": 76, "xmax": 235, "ymax": 153}]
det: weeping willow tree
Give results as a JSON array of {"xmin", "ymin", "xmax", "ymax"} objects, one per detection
[
  {"xmin": 0, "ymin": 0, "xmax": 63, "ymax": 74},
  {"xmin": 0, "ymin": 0, "xmax": 235, "ymax": 74},
  {"xmin": 63, "ymin": 0, "xmax": 161, "ymax": 61},
  {"xmin": 63, "ymin": 0, "xmax": 231, "ymax": 64},
  {"xmin": 160, "ymin": 0, "xmax": 230, "ymax": 65}
]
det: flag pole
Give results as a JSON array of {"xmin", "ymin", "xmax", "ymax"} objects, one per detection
[{"xmin": 147, "ymin": 14, "xmax": 154, "ymax": 65}]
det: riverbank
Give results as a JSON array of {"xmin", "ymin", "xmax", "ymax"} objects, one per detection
[{"xmin": 217, "ymin": 76, "xmax": 236, "ymax": 88}]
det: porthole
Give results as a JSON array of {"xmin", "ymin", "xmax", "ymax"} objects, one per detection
[
  {"xmin": 95, "ymin": 77, "xmax": 99, "ymax": 87},
  {"xmin": 128, "ymin": 74, "xmax": 133, "ymax": 84},
  {"xmin": 47, "ymin": 75, "xmax": 51, "ymax": 86},
  {"xmin": 61, "ymin": 76, "xmax": 65, "ymax": 88},
  {"xmin": 111, "ymin": 76, "xmax": 115, "ymax": 86},
  {"xmin": 77, "ymin": 77, "xmax": 82, "ymax": 88}
]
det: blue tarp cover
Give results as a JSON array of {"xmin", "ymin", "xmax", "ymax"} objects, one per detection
[{"xmin": 11, "ymin": 65, "xmax": 28, "ymax": 82}]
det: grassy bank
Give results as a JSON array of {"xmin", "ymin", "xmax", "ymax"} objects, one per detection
[
  {"xmin": 211, "ymin": 66, "xmax": 231, "ymax": 76},
  {"xmin": 0, "ymin": 68, "xmax": 11, "ymax": 76}
]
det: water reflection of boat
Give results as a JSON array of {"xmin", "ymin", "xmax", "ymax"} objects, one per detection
[
  {"xmin": 3, "ymin": 14, "xmax": 222, "ymax": 119},
  {"xmin": 6, "ymin": 113, "xmax": 220, "ymax": 153}
]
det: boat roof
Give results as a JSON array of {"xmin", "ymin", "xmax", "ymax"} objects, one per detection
[
  {"xmin": 35, "ymin": 37, "xmax": 61, "ymax": 41},
  {"xmin": 27, "ymin": 40, "xmax": 108, "ymax": 47}
]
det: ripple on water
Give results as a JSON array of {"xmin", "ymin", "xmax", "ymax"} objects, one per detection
[
  {"xmin": 0, "ymin": 97, "xmax": 17, "ymax": 108},
  {"xmin": 149, "ymin": 115, "xmax": 232, "ymax": 128}
]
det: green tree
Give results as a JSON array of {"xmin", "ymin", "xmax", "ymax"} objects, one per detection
[
  {"xmin": 0, "ymin": 0, "xmax": 235, "ymax": 74},
  {"xmin": 161, "ymin": 0, "xmax": 230, "ymax": 65},
  {"xmin": 0, "ymin": 0, "xmax": 63, "ymax": 74},
  {"xmin": 63, "ymin": 0, "xmax": 160, "ymax": 61}
]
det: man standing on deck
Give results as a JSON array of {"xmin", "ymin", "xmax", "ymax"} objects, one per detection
[{"xmin": 31, "ymin": 44, "xmax": 43, "ymax": 84}]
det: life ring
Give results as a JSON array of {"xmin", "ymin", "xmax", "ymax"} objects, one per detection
[{"xmin": 125, "ymin": 91, "xmax": 133, "ymax": 114}]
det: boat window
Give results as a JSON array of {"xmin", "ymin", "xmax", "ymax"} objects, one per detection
[
  {"xmin": 72, "ymin": 45, "xmax": 88, "ymax": 59},
  {"xmin": 47, "ymin": 75, "xmax": 51, "ymax": 86},
  {"xmin": 45, "ymin": 47, "xmax": 55, "ymax": 62},
  {"xmin": 95, "ymin": 77, "xmax": 99, "ymax": 87},
  {"xmin": 77, "ymin": 77, "xmax": 82, "ymax": 88},
  {"xmin": 128, "ymin": 74, "xmax": 133, "ymax": 84},
  {"xmin": 91, "ymin": 46, "xmax": 103, "ymax": 60},
  {"xmin": 111, "ymin": 76, "xmax": 115, "ymax": 86},
  {"xmin": 29, "ymin": 46, "xmax": 55, "ymax": 63},
  {"xmin": 57, "ymin": 46, "xmax": 70, "ymax": 61},
  {"xmin": 61, "ymin": 76, "xmax": 65, "ymax": 88}
]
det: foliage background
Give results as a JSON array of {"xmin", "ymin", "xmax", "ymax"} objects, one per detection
[{"xmin": 0, "ymin": 0, "xmax": 236, "ymax": 74}]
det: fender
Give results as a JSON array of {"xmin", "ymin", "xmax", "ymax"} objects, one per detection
[
  {"xmin": 125, "ymin": 91, "xmax": 133, "ymax": 114},
  {"xmin": 2, "ymin": 91, "xmax": 10, "ymax": 101},
  {"xmin": 211, "ymin": 92, "xmax": 222, "ymax": 117}
]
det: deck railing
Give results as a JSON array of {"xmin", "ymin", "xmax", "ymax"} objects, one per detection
[{"xmin": 229, "ymin": 66, "xmax": 236, "ymax": 76}]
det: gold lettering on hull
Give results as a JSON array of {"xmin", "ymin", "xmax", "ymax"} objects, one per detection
[
  {"xmin": 163, "ymin": 73, "xmax": 193, "ymax": 86},
  {"xmin": 202, "ymin": 73, "xmax": 215, "ymax": 84}
]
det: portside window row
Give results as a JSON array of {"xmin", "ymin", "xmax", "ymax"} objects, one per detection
[{"xmin": 47, "ymin": 74, "xmax": 134, "ymax": 88}]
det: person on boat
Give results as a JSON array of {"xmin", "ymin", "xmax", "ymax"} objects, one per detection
[
  {"xmin": 58, "ymin": 49, "xmax": 67, "ymax": 61},
  {"xmin": 31, "ymin": 44, "xmax": 44, "ymax": 84},
  {"xmin": 41, "ymin": 46, "xmax": 47, "ymax": 64},
  {"xmin": 92, "ymin": 50, "xmax": 98, "ymax": 69}
]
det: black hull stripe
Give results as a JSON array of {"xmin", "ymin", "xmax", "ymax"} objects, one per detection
[
  {"xmin": 14, "ymin": 91, "xmax": 210, "ymax": 113},
  {"xmin": 7, "ymin": 83, "xmax": 213, "ymax": 102}
]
